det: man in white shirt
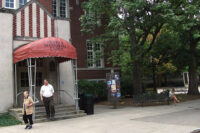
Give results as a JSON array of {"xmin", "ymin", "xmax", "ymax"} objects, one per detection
[{"xmin": 40, "ymin": 79, "xmax": 55, "ymax": 120}]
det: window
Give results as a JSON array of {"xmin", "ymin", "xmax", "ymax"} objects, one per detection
[
  {"xmin": 18, "ymin": 60, "xmax": 27, "ymax": 67},
  {"xmin": 5, "ymin": 0, "xmax": 14, "ymax": 8},
  {"xmin": 87, "ymin": 41, "xmax": 104, "ymax": 68},
  {"xmin": 52, "ymin": 0, "xmax": 57, "ymax": 17},
  {"xmin": 52, "ymin": 0, "xmax": 67, "ymax": 18},
  {"xmin": 21, "ymin": 72, "xmax": 42, "ymax": 87},
  {"xmin": 19, "ymin": 0, "xmax": 27, "ymax": 8},
  {"xmin": 49, "ymin": 61, "xmax": 56, "ymax": 72},
  {"xmin": 18, "ymin": 59, "xmax": 43, "ymax": 67},
  {"xmin": 36, "ymin": 72, "xmax": 42, "ymax": 86},
  {"xmin": 60, "ymin": 0, "xmax": 66, "ymax": 17},
  {"xmin": 21, "ymin": 72, "xmax": 29, "ymax": 87}
]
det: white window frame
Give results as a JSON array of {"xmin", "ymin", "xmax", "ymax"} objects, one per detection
[
  {"xmin": 52, "ymin": 0, "xmax": 57, "ymax": 17},
  {"xmin": 87, "ymin": 40, "xmax": 104, "ymax": 68},
  {"xmin": 3, "ymin": 0, "xmax": 30, "ymax": 9},
  {"xmin": 53, "ymin": 0, "xmax": 69, "ymax": 18},
  {"xmin": 4, "ymin": 0, "xmax": 15, "ymax": 9},
  {"xmin": 19, "ymin": 0, "xmax": 27, "ymax": 8}
]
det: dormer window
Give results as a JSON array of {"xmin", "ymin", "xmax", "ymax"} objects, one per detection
[
  {"xmin": 19, "ymin": 0, "xmax": 27, "ymax": 8},
  {"xmin": 5, "ymin": 0, "xmax": 14, "ymax": 9}
]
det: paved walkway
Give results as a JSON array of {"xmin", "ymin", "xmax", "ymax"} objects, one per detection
[{"xmin": 1, "ymin": 100, "xmax": 200, "ymax": 133}]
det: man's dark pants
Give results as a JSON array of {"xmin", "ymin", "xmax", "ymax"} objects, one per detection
[{"xmin": 43, "ymin": 96, "xmax": 55, "ymax": 118}]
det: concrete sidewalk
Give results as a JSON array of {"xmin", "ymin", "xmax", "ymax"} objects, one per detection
[{"xmin": 1, "ymin": 100, "xmax": 200, "ymax": 133}]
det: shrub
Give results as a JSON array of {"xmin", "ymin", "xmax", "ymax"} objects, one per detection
[
  {"xmin": 120, "ymin": 76, "xmax": 133, "ymax": 97},
  {"xmin": 78, "ymin": 79, "xmax": 107, "ymax": 101}
]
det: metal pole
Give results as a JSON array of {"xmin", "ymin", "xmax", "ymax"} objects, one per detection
[
  {"xmin": 15, "ymin": 64, "xmax": 18, "ymax": 107},
  {"xmin": 56, "ymin": 60, "xmax": 61, "ymax": 103},
  {"xmin": 33, "ymin": 58, "xmax": 37, "ymax": 120},
  {"xmin": 74, "ymin": 60, "xmax": 79, "ymax": 114},
  {"xmin": 27, "ymin": 59, "xmax": 31, "ymax": 97},
  {"xmin": 30, "ymin": 58, "xmax": 33, "ymax": 97}
]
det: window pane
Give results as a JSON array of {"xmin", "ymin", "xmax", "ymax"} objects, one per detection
[
  {"xmin": 96, "ymin": 60, "xmax": 101, "ymax": 67},
  {"xmin": 60, "ymin": 0, "xmax": 66, "ymax": 18},
  {"xmin": 10, "ymin": 3, "xmax": 14, "ymax": 8},
  {"xmin": 52, "ymin": 0, "xmax": 57, "ymax": 17},
  {"xmin": 95, "ymin": 43, "xmax": 100, "ymax": 51},
  {"xmin": 87, "ymin": 42, "xmax": 92, "ymax": 50},
  {"xmin": 21, "ymin": 72, "xmax": 29, "ymax": 87},
  {"xmin": 6, "ymin": 3, "xmax": 9, "ymax": 7}
]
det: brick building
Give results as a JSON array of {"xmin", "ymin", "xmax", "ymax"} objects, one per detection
[
  {"xmin": 69, "ymin": 0, "xmax": 120, "ymax": 80},
  {"xmin": 0, "ymin": 0, "xmax": 120, "ymax": 113}
]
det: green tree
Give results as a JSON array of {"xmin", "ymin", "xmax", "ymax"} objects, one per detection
[
  {"xmin": 80, "ymin": 0, "xmax": 176, "ymax": 94},
  {"xmin": 173, "ymin": 0, "xmax": 200, "ymax": 94}
]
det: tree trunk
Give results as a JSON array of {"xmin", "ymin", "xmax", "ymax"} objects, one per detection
[
  {"xmin": 188, "ymin": 44, "xmax": 199, "ymax": 95},
  {"xmin": 132, "ymin": 60, "xmax": 143, "ymax": 94},
  {"xmin": 130, "ymin": 35, "xmax": 143, "ymax": 94}
]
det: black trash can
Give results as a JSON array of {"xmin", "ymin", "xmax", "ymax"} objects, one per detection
[
  {"xmin": 79, "ymin": 93, "xmax": 85, "ymax": 110},
  {"xmin": 84, "ymin": 94, "xmax": 94, "ymax": 115}
]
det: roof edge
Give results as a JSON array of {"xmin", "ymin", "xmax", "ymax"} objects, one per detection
[{"xmin": 14, "ymin": 0, "xmax": 55, "ymax": 19}]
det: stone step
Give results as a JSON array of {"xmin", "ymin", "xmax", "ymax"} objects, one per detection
[
  {"xmin": 35, "ymin": 107, "xmax": 77, "ymax": 114},
  {"xmin": 35, "ymin": 104, "xmax": 75, "ymax": 110},
  {"xmin": 35, "ymin": 113, "xmax": 87, "ymax": 123},
  {"xmin": 17, "ymin": 110, "xmax": 85, "ymax": 118},
  {"xmin": 9, "ymin": 104, "xmax": 87, "ymax": 123},
  {"xmin": 17, "ymin": 113, "xmax": 87, "ymax": 123},
  {"xmin": 9, "ymin": 105, "xmax": 76, "ymax": 113}
]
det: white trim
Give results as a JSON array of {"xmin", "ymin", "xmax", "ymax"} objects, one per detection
[
  {"xmin": 32, "ymin": 3, "xmax": 37, "ymax": 37},
  {"xmin": 16, "ymin": 11, "xmax": 21, "ymax": 36},
  {"xmin": 47, "ymin": 15, "xmax": 51, "ymax": 37},
  {"xmin": 86, "ymin": 40, "xmax": 104, "ymax": 68},
  {"xmin": 24, "ymin": 6, "xmax": 29, "ymax": 37},
  {"xmin": 40, "ymin": 8, "xmax": 44, "ymax": 38}
]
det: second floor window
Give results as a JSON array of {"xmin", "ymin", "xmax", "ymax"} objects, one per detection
[
  {"xmin": 60, "ymin": 0, "xmax": 66, "ymax": 18},
  {"xmin": 52, "ymin": 0, "xmax": 57, "ymax": 17},
  {"xmin": 52, "ymin": 0, "xmax": 67, "ymax": 18},
  {"xmin": 87, "ymin": 41, "xmax": 104, "ymax": 68},
  {"xmin": 5, "ymin": 0, "xmax": 14, "ymax": 8},
  {"xmin": 19, "ymin": 0, "xmax": 27, "ymax": 8}
]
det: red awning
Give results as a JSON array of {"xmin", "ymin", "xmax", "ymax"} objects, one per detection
[{"xmin": 14, "ymin": 37, "xmax": 77, "ymax": 63}]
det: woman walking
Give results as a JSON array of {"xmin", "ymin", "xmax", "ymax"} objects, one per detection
[{"xmin": 22, "ymin": 91, "xmax": 34, "ymax": 129}]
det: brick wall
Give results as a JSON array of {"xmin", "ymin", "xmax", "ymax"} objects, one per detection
[
  {"xmin": 78, "ymin": 70, "xmax": 121, "ymax": 79},
  {"xmin": 70, "ymin": 0, "xmax": 119, "ymax": 80},
  {"xmin": 37, "ymin": 0, "xmax": 53, "ymax": 14},
  {"xmin": 69, "ymin": 0, "xmax": 87, "ymax": 68},
  {"xmin": 0, "ymin": 0, "xmax": 2, "ymax": 8},
  {"xmin": 69, "ymin": 0, "xmax": 112, "ymax": 68}
]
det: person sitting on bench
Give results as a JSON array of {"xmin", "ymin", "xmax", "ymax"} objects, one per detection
[{"xmin": 169, "ymin": 88, "xmax": 180, "ymax": 105}]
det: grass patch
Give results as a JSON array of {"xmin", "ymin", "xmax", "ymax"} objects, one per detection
[{"xmin": 0, "ymin": 113, "xmax": 21, "ymax": 127}]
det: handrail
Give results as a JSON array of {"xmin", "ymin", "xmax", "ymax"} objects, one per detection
[
  {"xmin": 15, "ymin": 91, "xmax": 24, "ymax": 107},
  {"xmin": 16, "ymin": 91, "xmax": 39, "ymax": 107},
  {"xmin": 55, "ymin": 90, "xmax": 79, "ymax": 100}
]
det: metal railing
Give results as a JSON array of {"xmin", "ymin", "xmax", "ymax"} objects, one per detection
[
  {"xmin": 15, "ymin": 91, "xmax": 39, "ymax": 107},
  {"xmin": 55, "ymin": 89, "xmax": 80, "ymax": 114},
  {"xmin": 15, "ymin": 91, "xmax": 23, "ymax": 107}
]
